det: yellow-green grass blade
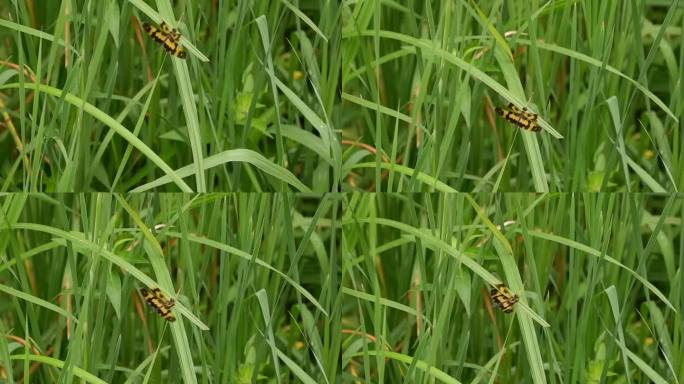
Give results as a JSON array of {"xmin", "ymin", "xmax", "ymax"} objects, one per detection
[
  {"xmin": 0, "ymin": 82, "xmax": 193, "ymax": 192},
  {"xmin": 129, "ymin": 148, "xmax": 312, "ymax": 192}
]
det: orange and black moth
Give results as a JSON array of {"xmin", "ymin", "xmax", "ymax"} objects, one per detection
[
  {"xmin": 490, "ymin": 283, "xmax": 519, "ymax": 313},
  {"xmin": 495, "ymin": 103, "xmax": 541, "ymax": 132},
  {"xmin": 142, "ymin": 21, "xmax": 187, "ymax": 59},
  {"xmin": 140, "ymin": 287, "xmax": 176, "ymax": 322}
]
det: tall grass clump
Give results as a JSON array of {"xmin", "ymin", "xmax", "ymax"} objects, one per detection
[
  {"xmin": 342, "ymin": 193, "xmax": 682, "ymax": 383},
  {"xmin": 341, "ymin": 1, "xmax": 682, "ymax": 192},
  {"xmin": 0, "ymin": 1, "xmax": 341, "ymax": 192},
  {"xmin": 0, "ymin": 193, "xmax": 340, "ymax": 383}
]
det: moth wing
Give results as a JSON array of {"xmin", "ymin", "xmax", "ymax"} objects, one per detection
[
  {"xmin": 163, "ymin": 298, "xmax": 176, "ymax": 309},
  {"xmin": 508, "ymin": 103, "xmax": 522, "ymax": 113},
  {"xmin": 140, "ymin": 287, "xmax": 153, "ymax": 300},
  {"xmin": 495, "ymin": 107, "xmax": 509, "ymax": 118},
  {"xmin": 142, "ymin": 23, "xmax": 155, "ymax": 34},
  {"xmin": 160, "ymin": 21, "xmax": 172, "ymax": 34},
  {"xmin": 170, "ymin": 28, "xmax": 182, "ymax": 41}
]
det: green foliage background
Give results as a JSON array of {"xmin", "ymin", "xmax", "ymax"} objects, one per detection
[
  {"xmin": 0, "ymin": 0, "xmax": 683, "ymax": 383},
  {"xmin": 342, "ymin": 193, "xmax": 681, "ymax": 383},
  {"xmin": 342, "ymin": 0, "xmax": 682, "ymax": 192},
  {"xmin": 0, "ymin": 192, "xmax": 682, "ymax": 383},
  {"xmin": 0, "ymin": 0, "xmax": 341, "ymax": 192},
  {"xmin": 0, "ymin": 193, "xmax": 341, "ymax": 383}
]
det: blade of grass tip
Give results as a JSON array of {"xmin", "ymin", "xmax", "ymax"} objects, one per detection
[
  {"xmin": 256, "ymin": 15, "xmax": 286, "ymax": 186},
  {"xmin": 281, "ymin": 0, "xmax": 328, "ymax": 42},
  {"xmin": 265, "ymin": 64, "xmax": 340, "ymax": 190},
  {"xmin": 642, "ymin": 112, "xmax": 676, "ymax": 191},
  {"xmin": 341, "ymin": 93, "xmax": 416, "ymax": 125},
  {"xmin": 473, "ymin": 153, "xmax": 520, "ymax": 193},
  {"xmin": 274, "ymin": 76, "xmax": 334, "ymax": 157},
  {"xmin": 625, "ymin": 157, "xmax": 666, "ymax": 193},
  {"xmin": 293, "ymin": 30, "xmax": 321, "ymax": 86},
  {"xmin": 342, "ymin": 162, "xmax": 457, "ymax": 192},
  {"xmin": 639, "ymin": 303, "xmax": 676, "ymax": 383},
  {"xmin": 274, "ymin": 347, "xmax": 319, "ymax": 384},
  {"xmin": 0, "ymin": 83, "xmax": 193, "ymax": 191},
  {"xmin": 604, "ymin": 286, "xmax": 633, "ymax": 383},
  {"xmin": 128, "ymin": 149, "xmax": 312, "ymax": 192},
  {"xmin": 468, "ymin": 0, "xmax": 512, "ymax": 61},
  {"xmin": 357, "ymin": 351, "xmax": 464, "ymax": 384},
  {"xmin": 342, "ymin": 287, "xmax": 429, "ymax": 324},
  {"xmin": 0, "ymin": 284, "xmax": 74, "ymax": 321},
  {"xmin": 606, "ymin": 96, "xmax": 632, "ymax": 190},
  {"xmin": 9, "ymin": 355, "xmax": 107, "ymax": 384},
  {"xmin": 0, "ymin": 241, "xmax": 63, "ymax": 274},
  {"xmin": 0, "ymin": 18, "xmax": 79, "ymax": 55},
  {"xmin": 623, "ymin": 348, "xmax": 672, "ymax": 384},
  {"xmin": 108, "ymin": 79, "xmax": 161, "ymax": 190},
  {"xmin": 289, "ymin": 304, "xmax": 328, "ymax": 381},
  {"xmin": 274, "ymin": 125, "xmax": 333, "ymax": 165},
  {"xmin": 114, "ymin": 195, "xmax": 171, "ymax": 286},
  {"xmin": 463, "ymin": 194, "xmax": 511, "ymax": 254},
  {"xmin": 256, "ymin": 290, "xmax": 282, "ymax": 380}
]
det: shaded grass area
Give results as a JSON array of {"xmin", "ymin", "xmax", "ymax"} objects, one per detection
[
  {"xmin": 0, "ymin": 193, "xmax": 340, "ymax": 383},
  {"xmin": 0, "ymin": 0, "xmax": 341, "ymax": 192},
  {"xmin": 342, "ymin": 193, "xmax": 682, "ymax": 383},
  {"xmin": 341, "ymin": 1, "xmax": 682, "ymax": 192}
]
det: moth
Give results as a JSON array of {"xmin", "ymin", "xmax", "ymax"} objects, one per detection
[
  {"xmin": 490, "ymin": 283, "xmax": 519, "ymax": 313},
  {"xmin": 495, "ymin": 103, "xmax": 541, "ymax": 132},
  {"xmin": 142, "ymin": 21, "xmax": 187, "ymax": 59},
  {"xmin": 140, "ymin": 287, "xmax": 176, "ymax": 322}
]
